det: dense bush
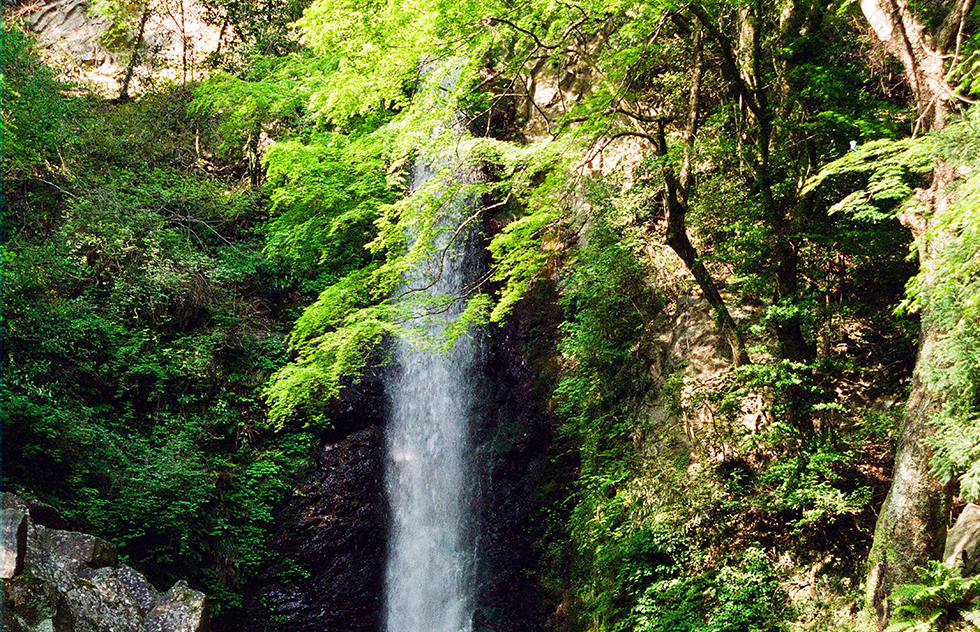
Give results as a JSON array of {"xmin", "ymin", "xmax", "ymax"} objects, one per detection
[{"xmin": 1, "ymin": 25, "xmax": 315, "ymax": 621}]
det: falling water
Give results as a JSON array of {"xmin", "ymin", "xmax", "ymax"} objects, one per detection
[{"xmin": 383, "ymin": 159, "xmax": 479, "ymax": 632}]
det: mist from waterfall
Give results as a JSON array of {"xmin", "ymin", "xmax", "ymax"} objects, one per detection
[{"xmin": 382, "ymin": 159, "xmax": 480, "ymax": 632}]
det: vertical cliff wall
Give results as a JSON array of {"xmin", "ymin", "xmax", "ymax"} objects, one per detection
[{"xmin": 241, "ymin": 212, "xmax": 563, "ymax": 632}]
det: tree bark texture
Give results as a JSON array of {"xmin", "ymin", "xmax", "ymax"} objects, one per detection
[
  {"xmin": 860, "ymin": 0, "xmax": 976, "ymax": 132},
  {"xmin": 860, "ymin": 91, "xmax": 962, "ymax": 632},
  {"xmin": 865, "ymin": 323, "xmax": 949, "ymax": 630},
  {"xmin": 859, "ymin": 3, "xmax": 976, "ymax": 624}
]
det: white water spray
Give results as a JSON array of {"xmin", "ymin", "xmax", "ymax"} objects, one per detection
[{"xmin": 383, "ymin": 159, "xmax": 479, "ymax": 632}]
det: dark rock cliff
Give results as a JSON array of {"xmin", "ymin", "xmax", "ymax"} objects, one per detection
[
  {"xmin": 471, "ymin": 280, "xmax": 564, "ymax": 632},
  {"xmin": 241, "ymin": 376, "xmax": 387, "ymax": 632},
  {"xmin": 241, "ymin": 277, "xmax": 564, "ymax": 632}
]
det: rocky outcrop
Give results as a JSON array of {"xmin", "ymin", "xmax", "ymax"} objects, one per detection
[
  {"xmin": 33, "ymin": 527, "xmax": 119, "ymax": 575},
  {"xmin": 244, "ymin": 424, "xmax": 387, "ymax": 632},
  {"xmin": 1, "ymin": 492, "xmax": 209, "ymax": 632},
  {"xmin": 945, "ymin": 503, "xmax": 980, "ymax": 576},
  {"xmin": 24, "ymin": 0, "xmax": 130, "ymax": 72},
  {"xmin": 18, "ymin": 0, "xmax": 223, "ymax": 95},
  {"xmin": 116, "ymin": 565, "xmax": 163, "ymax": 617}
]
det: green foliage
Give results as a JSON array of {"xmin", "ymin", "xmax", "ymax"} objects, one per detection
[
  {"xmin": 209, "ymin": 22, "xmax": 546, "ymax": 425},
  {"xmin": 261, "ymin": 131, "xmax": 394, "ymax": 285},
  {"xmin": 260, "ymin": 158, "xmax": 495, "ymax": 427},
  {"xmin": 728, "ymin": 357, "xmax": 821, "ymax": 444},
  {"xmin": 4, "ymin": 3, "xmax": 952, "ymax": 631},
  {"xmin": 755, "ymin": 448, "xmax": 870, "ymax": 534},
  {"xmin": 546, "ymin": 196, "xmax": 672, "ymax": 632},
  {"xmin": 806, "ymin": 114, "xmax": 980, "ymax": 503},
  {"xmin": 555, "ymin": 186, "xmax": 665, "ymax": 432},
  {"xmin": 1, "ymin": 24, "xmax": 76, "ymax": 184},
  {"xmin": 1, "ymin": 62, "xmax": 313, "ymax": 622},
  {"xmin": 294, "ymin": 0, "xmax": 492, "ymax": 124},
  {"xmin": 487, "ymin": 206, "xmax": 559, "ymax": 322},
  {"xmin": 802, "ymin": 138, "xmax": 936, "ymax": 222},
  {"xmin": 198, "ymin": 0, "xmax": 306, "ymax": 68},
  {"xmin": 537, "ymin": 183, "xmax": 882, "ymax": 630},
  {"xmin": 903, "ymin": 112, "xmax": 980, "ymax": 502},
  {"xmin": 277, "ymin": 556, "xmax": 312, "ymax": 582},
  {"xmin": 257, "ymin": 96, "xmax": 574, "ymax": 426},
  {"xmin": 89, "ymin": 0, "xmax": 146, "ymax": 49},
  {"xmin": 251, "ymin": 0, "xmax": 905, "ymax": 435},
  {"xmin": 886, "ymin": 562, "xmax": 980, "ymax": 632},
  {"xmin": 631, "ymin": 546, "xmax": 786, "ymax": 632},
  {"xmin": 193, "ymin": 55, "xmax": 315, "ymax": 130}
]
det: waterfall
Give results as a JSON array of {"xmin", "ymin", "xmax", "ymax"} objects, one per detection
[{"xmin": 383, "ymin": 159, "xmax": 480, "ymax": 632}]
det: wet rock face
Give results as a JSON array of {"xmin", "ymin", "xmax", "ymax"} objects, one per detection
[
  {"xmin": 471, "ymin": 280, "xmax": 563, "ymax": 632},
  {"xmin": 244, "ymin": 281, "xmax": 562, "ymax": 632},
  {"xmin": 245, "ymin": 425, "xmax": 386, "ymax": 632}
]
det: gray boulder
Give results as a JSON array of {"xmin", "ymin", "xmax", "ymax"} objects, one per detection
[
  {"xmin": 1, "ymin": 493, "xmax": 208, "ymax": 632},
  {"xmin": 3, "ymin": 567, "xmax": 149, "ymax": 632},
  {"xmin": 145, "ymin": 580, "xmax": 209, "ymax": 632},
  {"xmin": 37, "ymin": 527, "xmax": 119, "ymax": 576},
  {"xmin": 945, "ymin": 502, "xmax": 980, "ymax": 576},
  {"xmin": 2, "ymin": 508, "xmax": 29, "ymax": 579},
  {"xmin": 70, "ymin": 567, "xmax": 148, "ymax": 632},
  {"xmin": 2, "ymin": 573, "xmax": 76, "ymax": 632},
  {"xmin": 1, "ymin": 492, "xmax": 30, "ymax": 514},
  {"xmin": 117, "ymin": 565, "xmax": 162, "ymax": 617},
  {"xmin": 2, "ymin": 492, "xmax": 70, "ymax": 529}
]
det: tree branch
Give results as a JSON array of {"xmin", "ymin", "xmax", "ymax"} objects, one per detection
[
  {"xmin": 687, "ymin": 1, "xmax": 763, "ymax": 120},
  {"xmin": 937, "ymin": 0, "xmax": 977, "ymax": 53}
]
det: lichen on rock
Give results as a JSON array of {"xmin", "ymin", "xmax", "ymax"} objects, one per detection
[{"xmin": 1, "ymin": 493, "xmax": 208, "ymax": 632}]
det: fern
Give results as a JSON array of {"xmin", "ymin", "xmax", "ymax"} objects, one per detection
[{"xmin": 886, "ymin": 562, "xmax": 980, "ymax": 632}]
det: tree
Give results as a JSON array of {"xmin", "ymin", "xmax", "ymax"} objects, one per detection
[
  {"xmin": 246, "ymin": 0, "xmax": 890, "ymax": 442},
  {"xmin": 858, "ymin": 0, "xmax": 979, "ymax": 626},
  {"xmin": 861, "ymin": 0, "xmax": 976, "ymax": 134},
  {"xmin": 657, "ymin": 31, "xmax": 751, "ymax": 368}
]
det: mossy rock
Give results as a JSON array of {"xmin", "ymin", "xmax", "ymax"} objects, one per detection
[{"xmin": 2, "ymin": 572, "xmax": 76, "ymax": 632}]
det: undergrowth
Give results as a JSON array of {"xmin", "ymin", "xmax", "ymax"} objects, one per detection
[{"xmin": 538, "ymin": 178, "xmax": 910, "ymax": 632}]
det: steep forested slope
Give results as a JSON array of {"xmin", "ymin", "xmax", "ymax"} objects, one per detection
[{"xmin": 2, "ymin": 25, "xmax": 317, "ymax": 621}]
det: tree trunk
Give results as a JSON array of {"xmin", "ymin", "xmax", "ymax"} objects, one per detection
[
  {"xmin": 118, "ymin": 5, "xmax": 151, "ymax": 102},
  {"xmin": 658, "ymin": 31, "xmax": 751, "ymax": 367},
  {"xmin": 771, "ymin": 233, "xmax": 813, "ymax": 364},
  {"xmin": 865, "ymin": 158, "xmax": 962, "ymax": 627},
  {"xmin": 663, "ymin": 195, "xmax": 751, "ymax": 367},
  {"xmin": 689, "ymin": 1, "xmax": 812, "ymax": 370},
  {"xmin": 865, "ymin": 237, "xmax": 950, "ymax": 630},
  {"xmin": 866, "ymin": 323, "xmax": 949, "ymax": 629},
  {"xmin": 860, "ymin": 0, "xmax": 976, "ymax": 132},
  {"xmin": 859, "ymin": 1, "xmax": 968, "ymax": 614}
]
